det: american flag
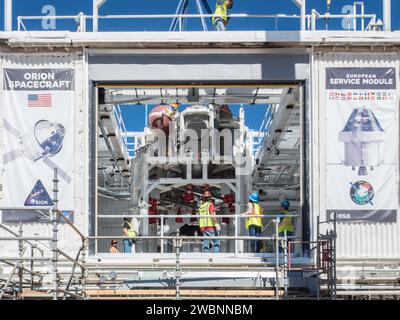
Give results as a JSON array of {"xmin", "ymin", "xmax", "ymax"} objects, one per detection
[{"xmin": 28, "ymin": 94, "xmax": 52, "ymax": 107}]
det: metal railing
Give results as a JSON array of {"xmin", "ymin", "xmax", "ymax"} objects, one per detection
[
  {"xmin": 123, "ymin": 131, "xmax": 145, "ymax": 158},
  {"xmin": 95, "ymin": 213, "xmax": 299, "ymax": 255},
  {"xmin": 17, "ymin": 11, "xmax": 379, "ymax": 32},
  {"xmin": 88, "ymin": 217, "xmax": 294, "ymax": 300},
  {"xmin": 0, "ymin": 206, "xmax": 303, "ymax": 300}
]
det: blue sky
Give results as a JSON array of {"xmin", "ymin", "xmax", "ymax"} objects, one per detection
[
  {"xmin": 2, "ymin": 1, "xmax": 397, "ymax": 132},
  {"xmin": 2, "ymin": 0, "xmax": 399, "ymax": 32}
]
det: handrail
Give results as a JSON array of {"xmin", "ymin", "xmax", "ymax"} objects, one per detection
[
  {"xmin": 96, "ymin": 213, "xmax": 299, "ymax": 218},
  {"xmin": 56, "ymin": 210, "xmax": 86, "ymax": 242},
  {"xmin": 87, "ymin": 235, "xmax": 292, "ymax": 241},
  {"xmin": 17, "ymin": 12, "xmax": 378, "ymax": 32},
  {"xmin": 57, "ymin": 249, "xmax": 85, "ymax": 269},
  {"xmin": 0, "ymin": 223, "xmax": 45, "ymax": 255},
  {"xmin": 0, "ymin": 258, "xmax": 43, "ymax": 278}
]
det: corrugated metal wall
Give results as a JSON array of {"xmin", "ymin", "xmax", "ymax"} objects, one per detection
[
  {"xmin": 313, "ymin": 52, "xmax": 400, "ymax": 260},
  {"xmin": 0, "ymin": 52, "xmax": 87, "ymax": 258}
]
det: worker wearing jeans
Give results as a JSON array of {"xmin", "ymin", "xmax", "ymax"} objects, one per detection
[
  {"xmin": 202, "ymin": 229, "xmax": 220, "ymax": 253},
  {"xmin": 198, "ymin": 191, "xmax": 221, "ymax": 253},
  {"xmin": 248, "ymin": 224, "xmax": 262, "ymax": 253},
  {"xmin": 242, "ymin": 192, "xmax": 264, "ymax": 253},
  {"xmin": 122, "ymin": 217, "xmax": 136, "ymax": 253},
  {"xmin": 212, "ymin": 0, "xmax": 233, "ymax": 31}
]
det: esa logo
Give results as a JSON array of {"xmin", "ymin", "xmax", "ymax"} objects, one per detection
[{"xmin": 330, "ymin": 212, "xmax": 351, "ymax": 220}]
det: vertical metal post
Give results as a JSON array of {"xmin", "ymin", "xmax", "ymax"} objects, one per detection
[
  {"xmin": 52, "ymin": 168, "xmax": 59, "ymax": 300},
  {"xmin": 383, "ymin": 0, "xmax": 391, "ymax": 31},
  {"xmin": 79, "ymin": 13, "xmax": 86, "ymax": 32},
  {"xmin": 174, "ymin": 230, "xmax": 182, "ymax": 300},
  {"xmin": 30, "ymin": 246, "xmax": 34, "ymax": 290},
  {"xmin": 311, "ymin": 9, "xmax": 316, "ymax": 31},
  {"xmin": 300, "ymin": 0, "xmax": 306, "ymax": 31},
  {"xmin": 4, "ymin": 0, "xmax": 12, "ymax": 32},
  {"xmin": 353, "ymin": 3, "xmax": 357, "ymax": 31},
  {"xmin": 275, "ymin": 218, "xmax": 280, "ymax": 300},
  {"xmin": 360, "ymin": 2, "xmax": 365, "ymax": 31},
  {"xmin": 333, "ymin": 213, "xmax": 337, "ymax": 300},
  {"xmin": 160, "ymin": 216, "xmax": 164, "ymax": 254},
  {"xmin": 283, "ymin": 230, "xmax": 288, "ymax": 299},
  {"xmin": 316, "ymin": 215, "xmax": 320, "ymax": 300},
  {"xmin": 92, "ymin": 0, "xmax": 107, "ymax": 32},
  {"xmin": 93, "ymin": 0, "xmax": 98, "ymax": 32},
  {"xmin": 81, "ymin": 239, "xmax": 87, "ymax": 299},
  {"xmin": 18, "ymin": 221, "xmax": 23, "ymax": 297},
  {"xmin": 234, "ymin": 206, "xmax": 239, "ymax": 254}
]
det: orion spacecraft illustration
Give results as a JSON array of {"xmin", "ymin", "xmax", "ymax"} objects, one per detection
[{"xmin": 338, "ymin": 107, "xmax": 385, "ymax": 176}]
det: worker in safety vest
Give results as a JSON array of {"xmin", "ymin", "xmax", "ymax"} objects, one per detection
[
  {"xmin": 122, "ymin": 217, "xmax": 137, "ymax": 253},
  {"xmin": 212, "ymin": 0, "xmax": 233, "ymax": 31},
  {"xmin": 242, "ymin": 192, "xmax": 263, "ymax": 253},
  {"xmin": 278, "ymin": 200, "xmax": 294, "ymax": 238},
  {"xmin": 198, "ymin": 191, "xmax": 221, "ymax": 253}
]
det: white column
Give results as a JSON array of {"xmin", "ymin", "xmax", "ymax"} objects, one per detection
[
  {"xmin": 92, "ymin": 0, "xmax": 98, "ymax": 32},
  {"xmin": 4, "ymin": 0, "xmax": 12, "ymax": 32},
  {"xmin": 301, "ymin": 0, "xmax": 306, "ymax": 31},
  {"xmin": 383, "ymin": 0, "xmax": 391, "ymax": 32}
]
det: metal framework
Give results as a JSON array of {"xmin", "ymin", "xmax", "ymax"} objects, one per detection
[
  {"xmin": 169, "ymin": 0, "xmax": 213, "ymax": 32},
  {"xmin": 0, "ymin": 169, "xmax": 88, "ymax": 300}
]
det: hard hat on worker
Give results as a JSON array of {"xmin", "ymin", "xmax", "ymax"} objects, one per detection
[
  {"xmin": 281, "ymin": 199, "xmax": 290, "ymax": 210},
  {"xmin": 248, "ymin": 192, "xmax": 260, "ymax": 203}
]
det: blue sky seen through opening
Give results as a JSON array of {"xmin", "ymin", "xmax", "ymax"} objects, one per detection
[{"xmin": 119, "ymin": 103, "xmax": 270, "ymax": 132}]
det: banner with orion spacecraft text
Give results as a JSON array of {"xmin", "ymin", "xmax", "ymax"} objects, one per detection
[{"xmin": 1, "ymin": 68, "xmax": 75, "ymax": 223}]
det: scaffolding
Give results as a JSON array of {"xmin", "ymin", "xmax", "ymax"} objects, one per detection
[
  {"xmin": 0, "ymin": 169, "xmax": 88, "ymax": 300},
  {"xmin": 0, "ymin": 195, "xmax": 339, "ymax": 299}
]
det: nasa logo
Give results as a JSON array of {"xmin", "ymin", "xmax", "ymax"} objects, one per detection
[{"xmin": 24, "ymin": 180, "xmax": 54, "ymax": 207}]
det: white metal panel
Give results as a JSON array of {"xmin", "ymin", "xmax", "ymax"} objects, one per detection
[
  {"xmin": 0, "ymin": 52, "xmax": 88, "ymax": 258},
  {"xmin": 314, "ymin": 51, "xmax": 400, "ymax": 260}
]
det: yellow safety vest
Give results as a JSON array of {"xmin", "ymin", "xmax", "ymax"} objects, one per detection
[
  {"xmin": 199, "ymin": 202, "xmax": 216, "ymax": 229},
  {"xmin": 123, "ymin": 221, "xmax": 137, "ymax": 238},
  {"xmin": 245, "ymin": 203, "xmax": 263, "ymax": 229},
  {"xmin": 212, "ymin": 2, "xmax": 228, "ymax": 25},
  {"xmin": 278, "ymin": 210, "xmax": 294, "ymax": 234}
]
